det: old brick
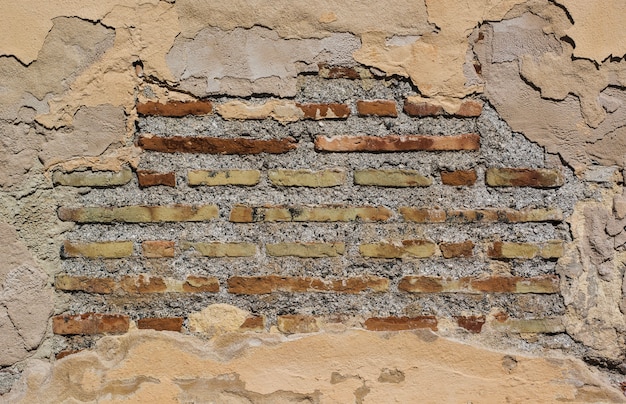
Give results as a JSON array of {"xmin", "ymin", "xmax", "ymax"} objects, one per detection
[
  {"xmin": 357, "ymin": 100, "xmax": 398, "ymax": 117},
  {"xmin": 53, "ymin": 313, "xmax": 129, "ymax": 335},
  {"xmin": 488, "ymin": 241, "xmax": 564, "ymax": 259},
  {"xmin": 354, "ymin": 169, "xmax": 432, "ymax": 187},
  {"xmin": 360, "ymin": 240, "xmax": 437, "ymax": 258},
  {"xmin": 180, "ymin": 241, "xmax": 256, "ymax": 257},
  {"xmin": 492, "ymin": 317, "xmax": 565, "ymax": 333},
  {"xmin": 55, "ymin": 279, "xmax": 110, "ymax": 300},
  {"xmin": 315, "ymin": 134, "xmax": 480, "ymax": 152},
  {"xmin": 55, "ymin": 274, "xmax": 115, "ymax": 294},
  {"xmin": 136, "ymin": 100, "xmax": 213, "ymax": 117},
  {"xmin": 456, "ymin": 315, "xmax": 486, "ymax": 333},
  {"xmin": 297, "ymin": 103, "xmax": 350, "ymax": 119},
  {"xmin": 56, "ymin": 349, "xmax": 83, "ymax": 360},
  {"xmin": 440, "ymin": 170, "xmax": 477, "ymax": 186},
  {"xmin": 230, "ymin": 205, "xmax": 392, "ymax": 223},
  {"xmin": 228, "ymin": 275, "xmax": 388, "ymax": 294},
  {"xmin": 403, "ymin": 98, "xmax": 483, "ymax": 117},
  {"xmin": 62, "ymin": 240, "xmax": 133, "ymax": 259},
  {"xmin": 120, "ymin": 275, "xmax": 167, "ymax": 294},
  {"xmin": 455, "ymin": 100, "xmax": 483, "ymax": 117},
  {"xmin": 439, "ymin": 241, "xmax": 474, "ymax": 258},
  {"xmin": 240, "ymin": 316, "xmax": 265, "ymax": 331},
  {"xmin": 188, "ymin": 170, "xmax": 261, "ymax": 186},
  {"xmin": 398, "ymin": 275, "xmax": 559, "ymax": 294},
  {"xmin": 403, "ymin": 99, "xmax": 444, "ymax": 116},
  {"xmin": 400, "ymin": 207, "xmax": 562, "ymax": 223},
  {"xmin": 142, "ymin": 240, "xmax": 175, "ymax": 258},
  {"xmin": 318, "ymin": 63, "xmax": 366, "ymax": 79},
  {"xmin": 364, "ymin": 316, "xmax": 438, "ymax": 331},
  {"xmin": 399, "ymin": 208, "xmax": 446, "ymax": 223},
  {"xmin": 137, "ymin": 317, "xmax": 184, "ymax": 332},
  {"xmin": 138, "ymin": 135, "xmax": 297, "ymax": 154},
  {"xmin": 266, "ymin": 242, "xmax": 345, "ymax": 258},
  {"xmin": 486, "ymin": 168, "xmax": 564, "ymax": 188},
  {"xmin": 182, "ymin": 275, "xmax": 220, "ymax": 293},
  {"xmin": 52, "ymin": 167, "xmax": 133, "ymax": 187},
  {"xmin": 58, "ymin": 205, "xmax": 218, "ymax": 223},
  {"xmin": 136, "ymin": 170, "xmax": 176, "ymax": 187},
  {"xmin": 268, "ymin": 169, "xmax": 345, "ymax": 187},
  {"xmin": 277, "ymin": 315, "xmax": 319, "ymax": 334}
]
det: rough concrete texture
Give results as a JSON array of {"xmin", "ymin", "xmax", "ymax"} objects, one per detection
[{"xmin": 1, "ymin": 0, "xmax": 626, "ymax": 400}]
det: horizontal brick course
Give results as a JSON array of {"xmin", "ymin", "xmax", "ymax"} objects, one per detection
[
  {"xmin": 53, "ymin": 313, "xmax": 129, "ymax": 335},
  {"xmin": 180, "ymin": 241, "xmax": 256, "ymax": 257},
  {"xmin": 188, "ymin": 170, "xmax": 261, "ymax": 186},
  {"xmin": 138, "ymin": 135, "xmax": 297, "ymax": 154},
  {"xmin": 360, "ymin": 240, "xmax": 437, "ymax": 258},
  {"xmin": 58, "ymin": 205, "xmax": 218, "ymax": 223},
  {"xmin": 356, "ymin": 100, "xmax": 398, "ymax": 117},
  {"xmin": 400, "ymin": 207, "xmax": 562, "ymax": 223},
  {"xmin": 266, "ymin": 242, "xmax": 345, "ymax": 258},
  {"xmin": 240, "ymin": 316, "xmax": 266, "ymax": 331},
  {"xmin": 52, "ymin": 167, "xmax": 133, "ymax": 187},
  {"xmin": 62, "ymin": 241, "xmax": 133, "ymax": 259},
  {"xmin": 142, "ymin": 240, "xmax": 175, "ymax": 258},
  {"xmin": 121, "ymin": 275, "xmax": 167, "ymax": 294},
  {"xmin": 398, "ymin": 275, "xmax": 559, "ymax": 294},
  {"xmin": 228, "ymin": 275, "xmax": 388, "ymax": 294},
  {"xmin": 268, "ymin": 169, "xmax": 345, "ymax": 187},
  {"xmin": 354, "ymin": 169, "xmax": 431, "ymax": 187},
  {"xmin": 315, "ymin": 134, "xmax": 480, "ymax": 152},
  {"xmin": 55, "ymin": 274, "xmax": 115, "ymax": 294},
  {"xmin": 54, "ymin": 274, "xmax": 220, "ymax": 294},
  {"xmin": 364, "ymin": 316, "xmax": 438, "ymax": 331},
  {"xmin": 403, "ymin": 98, "xmax": 483, "ymax": 117},
  {"xmin": 297, "ymin": 103, "xmax": 350, "ymax": 119},
  {"xmin": 136, "ymin": 100, "xmax": 213, "ymax": 117},
  {"xmin": 136, "ymin": 317, "xmax": 184, "ymax": 331},
  {"xmin": 440, "ymin": 170, "xmax": 477, "ymax": 186},
  {"xmin": 229, "ymin": 205, "xmax": 392, "ymax": 223},
  {"xmin": 439, "ymin": 241, "xmax": 474, "ymax": 258},
  {"xmin": 136, "ymin": 170, "xmax": 176, "ymax": 187},
  {"xmin": 486, "ymin": 168, "xmax": 564, "ymax": 188},
  {"xmin": 487, "ymin": 241, "xmax": 564, "ymax": 260},
  {"xmin": 182, "ymin": 275, "xmax": 220, "ymax": 293}
]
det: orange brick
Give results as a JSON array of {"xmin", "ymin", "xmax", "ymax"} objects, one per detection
[
  {"xmin": 136, "ymin": 100, "xmax": 213, "ymax": 117},
  {"xmin": 182, "ymin": 275, "xmax": 219, "ymax": 293},
  {"xmin": 277, "ymin": 315, "xmax": 319, "ymax": 334},
  {"xmin": 318, "ymin": 63, "xmax": 364, "ymax": 79},
  {"xmin": 142, "ymin": 240, "xmax": 175, "ymax": 258},
  {"xmin": 240, "ymin": 316, "xmax": 266, "ymax": 331},
  {"xmin": 364, "ymin": 316, "xmax": 438, "ymax": 331},
  {"xmin": 441, "ymin": 170, "xmax": 477, "ymax": 186},
  {"xmin": 227, "ymin": 275, "xmax": 388, "ymax": 294},
  {"xmin": 398, "ymin": 275, "xmax": 559, "ymax": 294},
  {"xmin": 456, "ymin": 315, "xmax": 486, "ymax": 333},
  {"xmin": 120, "ymin": 275, "xmax": 167, "ymax": 293},
  {"xmin": 315, "ymin": 134, "xmax": 480, "ymax": 152},
  {"xmin": 136, "ymin": 170, "xmax": 176, "ymax": 187},
  {"xmin": 486, "ymin": 168, "xmax": 564, "ymax": 188},
  {"xmin": 439, "ymin": 241, "xmax": 474, "ymax": 258},
  {"xmin": 53, "ymin": 313, "xmax": 129, "ymax": 335},
  {"xmin": 137, "ymin": 317, "xmax": 184, "ymax": 331},
  {"xmin": 297, "ymin": 103, "xmax": 350, "ymax": 119},
  {"xmin": 55, "ymin": 349, "xmax": 83, "ymax": 360},
  {"xmin": 357, "ymin": 100, "xmax": 398, "ymax": 117},
  {"xmin": 55, "ymin": 274, "xmax": 115, "ymax": 294}
]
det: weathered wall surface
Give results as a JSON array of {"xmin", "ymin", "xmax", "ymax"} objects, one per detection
[{"xmin": 1, "ymin": 0, "xmax": 625, "ymax": 401}]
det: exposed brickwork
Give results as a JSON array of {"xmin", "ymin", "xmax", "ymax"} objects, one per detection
[
  {"xmin": 182, "ymin": 275, "xmax": 220, "ymax": 293},
  {"xmin": 228, "ymin": 275, "xmax": 388, "ymax": 294},
  {"xmin": 136, "ymin": 170, "xmax": 176, "ymax": 187},
  {"xmin": 398, "ymin": 275, "xmax": 559, "ymax": 294},
  {"xmin": 138, "ymin": 135, "xmax": 297, "ymax": 154},
  {"xmin": 487, "ymin": 241, "xmax": 564, "ymax": 259},
  {"xmin": 142, "ymin": 240, "xmax": 175, "ymax": 258},
  {"xmin": 297, "ymin": 103, "xmax": 350, "ymax": 119},
  {"xmin": 53, "ymin": 167, "xmax": 133, "ymax": 187},
  {"xmin": 120, "ymin": 275, "xmax": 167, "ymax": 294},
  {"xmin": 53, "ymin": 313, "xmax": 129, "ymax": 335},
  {"xmin": 400, "ymin": 207, "xmax": 562, "ymax": 223},
  {"xmin": 277, "ymin": 315, "xmax": 319, "ymax": 334},
  {"xmin": 364, "ymin": 316, "xmax": 438, "ymax": 331},
  {"xmin": 266, "ymin": 242, "xmax": 345, "ymax": 257},
  {"xmin": 441, "ymin": 170, "xmax": 477, "ymax": 186},
  {"xmin": 62, "ymin": 241, "xmax": 133, "ymax": 259},
  {"xmin": 136, "ymin": 317, "xmax": 184, "ymax": 331},
  {"xmin": 354, "ymin": 169, "xmax": 431, "ymax": 187},
  {"xmin": 188, "ymin": 170, "xmax": 261, "ymax": 186},
  {"xmin": 317, "ymin": 63, "xmax": 364, "ymax": 79},
  {"xmin": 486, "ymin": 168, "xmax": 564, "ymax": 188},
  {"xmin": 456, "ymin": 316, "xmax": 486, "ymax": 333},
  {"xmin": 268, "ymin": 169, "xmax": 345, "ymax": 187},
  {"xmin": 360, "ymin": 240, "xmax": 437, "ymax": 258},
  {"xmin": 137, "ymin": 100, "xmax": 213, "ymax": 117},
  {"xmin": 356, "ymin": 100, "xmax": 398, "ymax": 117},
  {"xmin": 315, "ymin": 134, "xmax": 480, "ymax": 152},
  {"xmin": 58, "ymin": 205, "xmax": 218, "ymax": 223},
  {"xmin": 439, "ymin": 241, "xmax": 474, "ymax": 258},
  {"xmin": 55, "ymin": 274, "xmax": 115, "ymax": 294},
  {"xmin": 239, "ymin": 316, "xmax": 266, "ymax": 331},
  {"xmin": 229, "ymin": 205, "xmax": 392, "ymax": 222},
  {"xmin": 403, "ymin": 98, "xmax": 483, "ymax": 117},
  {"xmin": 180, "ymin": 241, "xmax": 256, "ymax": 257}
]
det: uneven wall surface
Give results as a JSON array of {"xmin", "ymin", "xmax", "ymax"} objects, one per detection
[{"xmin": 1, "ymin": 1, "xmax": 626, "ymax": 402}]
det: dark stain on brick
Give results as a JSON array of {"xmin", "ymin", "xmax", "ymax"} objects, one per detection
[{"xmin": 138, "ymin": 135, "xmax": 297, "ymax": 154}]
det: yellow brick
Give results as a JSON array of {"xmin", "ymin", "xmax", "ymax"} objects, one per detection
[
  {"xmin": 181, "ymin": 241, "xmax": 256, "ymax": 257},
  {"xmin": 63, "ymin": 241, "xmax": 133, "ymax": 259},
  {"xmin": 540, "ymin": 241, "xmax": 564, "ymax": 259},
  {"xmin": 266, "ymin": 242, "xmax": 345, "ymax": 257},
  {"xmin": 188, "ymin": 170, "xmax": 260, "ymax": 186},
  {"xmin": 354, "ymin": 169, "xmax": 432, "ymax": 187},
  {"xmin": 496, "ymin": 242, "xmax": 539, "ymax": 259},
  {"xmin": 52, "ymin": 167, "xmax": 133, "ymax": 187},
  {"xmin": 277, "ymin": 315, "xmax": 319, "ymax": 334},
  {"xmin": 360, "ymin": 240, "xmax": 437, "ymax": 258},
  {"xmin": 58, "ymin": 205, "xmax": 218, "ymax": 223},
  {"xmin": 268, "ymin": 169, "xmax": 345, "ymax": 187}
]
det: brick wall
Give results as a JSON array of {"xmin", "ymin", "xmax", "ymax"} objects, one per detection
[{"xmin": 52, "ymin": 68, "xmax": 578, "ymax": 354}]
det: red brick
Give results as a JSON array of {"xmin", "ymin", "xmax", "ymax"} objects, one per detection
[
  {"xmin": 137, "ymin": 317, "xmax": 184, "ymax": 331},
  {"xmin": 182, "ymin": 275, "xmax": 220, "ymax": 293},
  {"xmin": 456, "ymin": 315, "xmax": 486, "ymax": 333},
  {"xmin": 137, "ymin": 135, "xmax": 297, "ymax": 154},
  {"xmin": 398, "ymin": 275, "xmax": 559, "ymax": 294},
  {"xmin": 53, "ymin": 313, "xmax": 129, "ymax": 335},
  {"xmin": 142, "ymin": 240, "xmax": 175, "ymax": 258},
  {"xmin": 439, "ymin": 241, "xmax": 474, "ymax": 258},
  {"xmin": 364, "ymin": 316, "xmax": 438, "ymax": 331},
  {"xmin": 314, "ymin": 134, "xmax": 480, "ymax": 152},
  {"xmin": 403, "ymin": 98, "xmax": 482, "ymax": 117},
  {"xmin": 441, "ymin": 170, "xmax": 477, "ymax": 186},
  {"xmin": 137, "ymin": 100, "xmax": 213, "ymax": 117},
  {"xmin": 120, "ymin": 275, "xmax": 167, "ymax": 293},
  {"xmin": 240, "ymin": 316, "xmax": 266, "ymax": 331},
  {"xmin": 228, "ymin": 275, "xmax": 388, "ymax": 294},
  {"xmin": 297, "ymin": 103, "xmax": 350, "ymax": 119},
  {"xmin": 357, "ymin": 100, "xmax": 398, "ymax": 117},
  {"xmin": 55, "ymin": 349, "xmax": 83, "ymax": 360},
  {"xmin": 486, "ymin": 168, "xmax": 564, "ymax": 188},
  {"xmin": 136, "ymin": 170, "xmax": 176, "ymax": 187}
]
